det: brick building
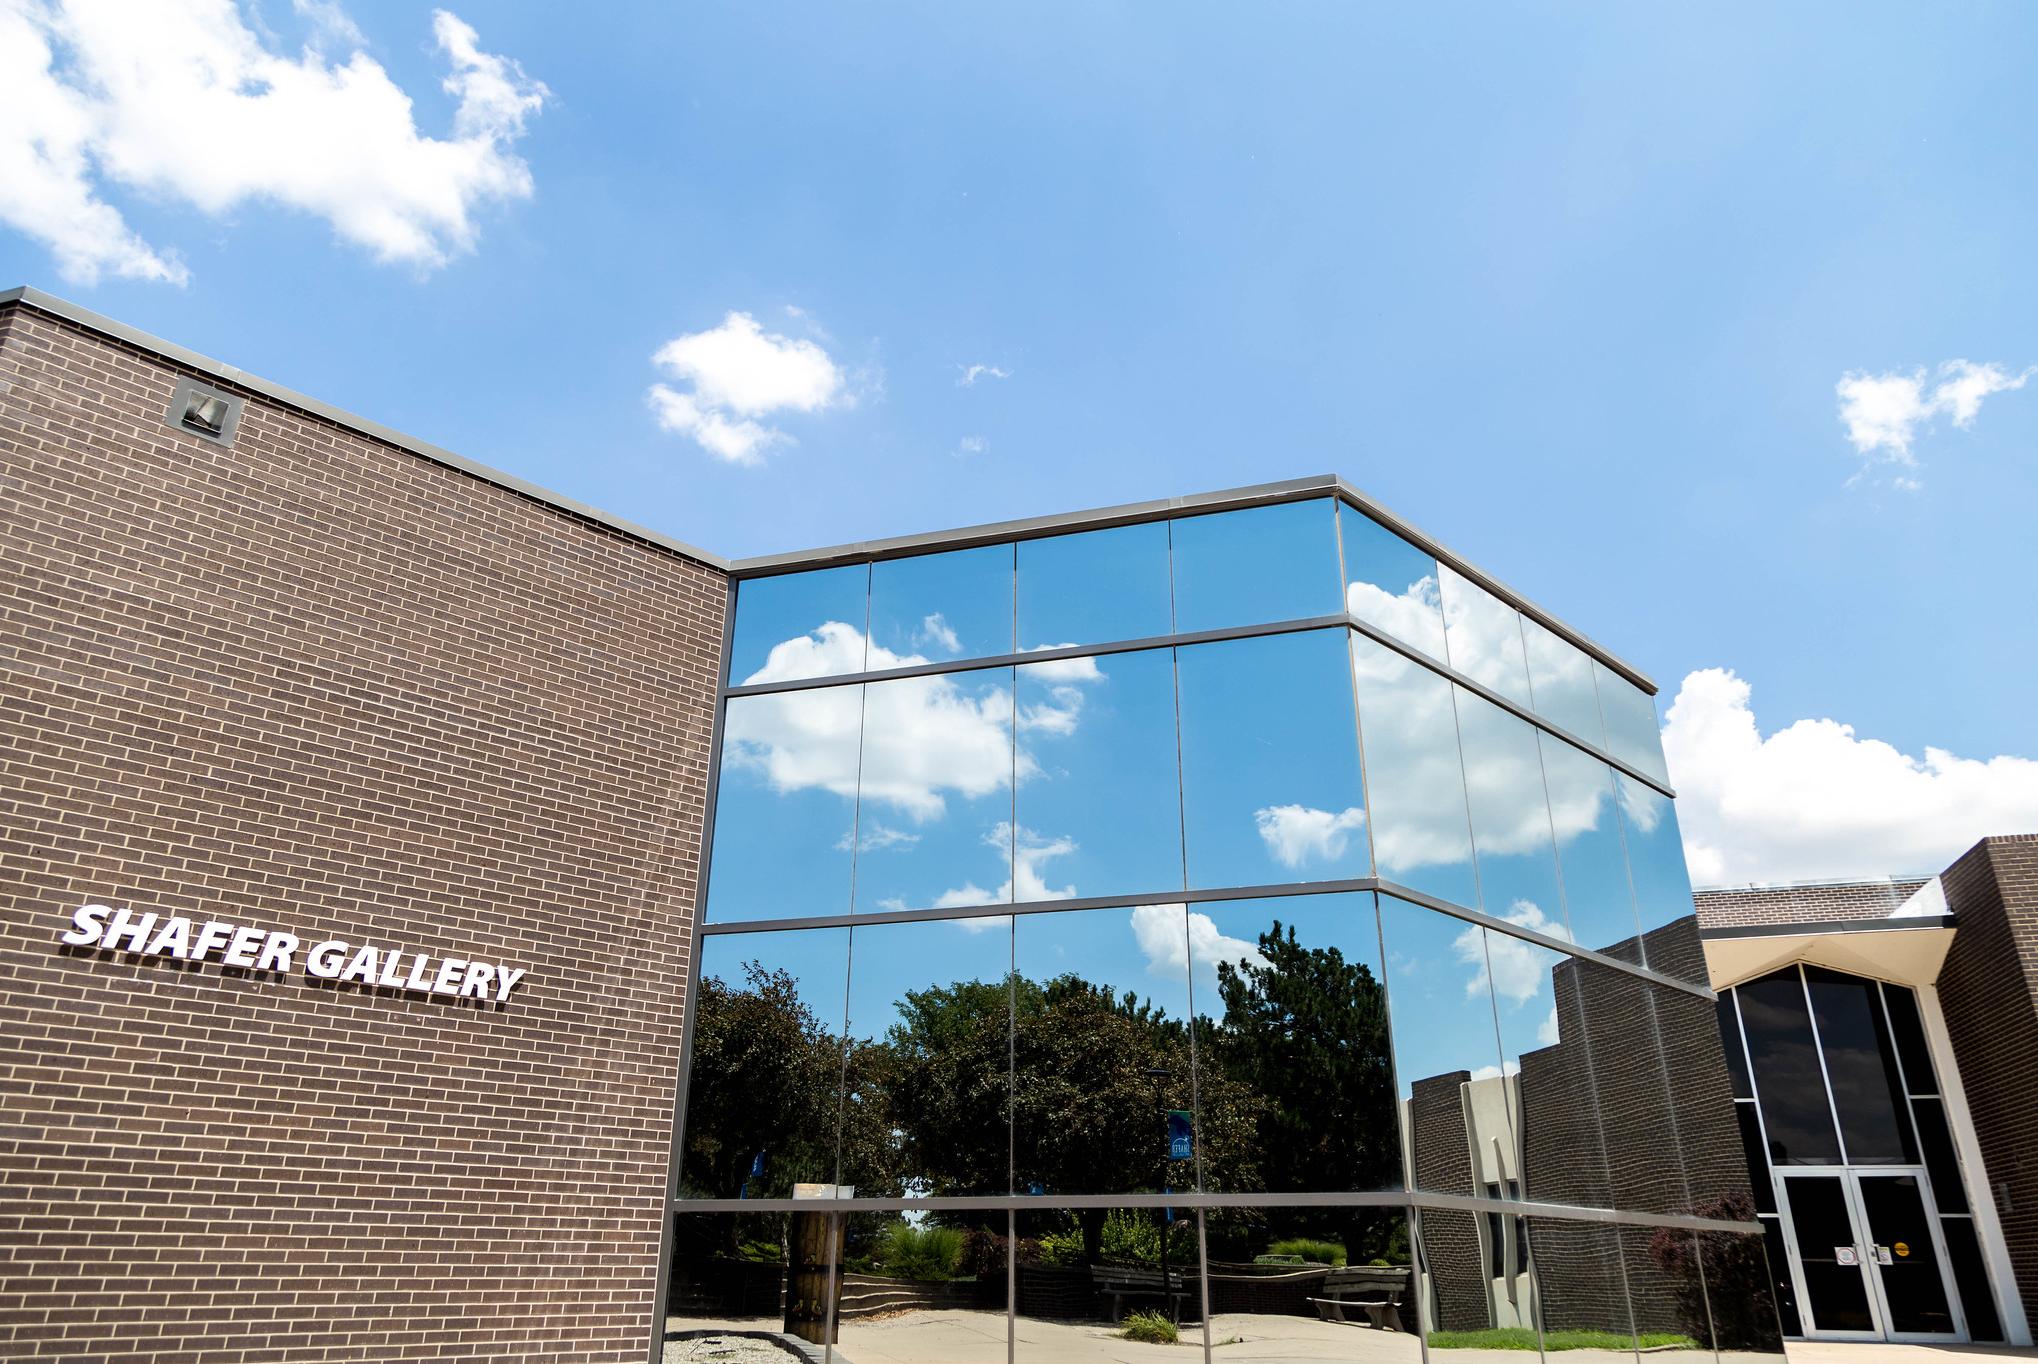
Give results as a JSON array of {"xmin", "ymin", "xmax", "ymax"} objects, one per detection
[{"xmin": 1, "ymin": 283, "xmax": 2032, "ymax": 1361}]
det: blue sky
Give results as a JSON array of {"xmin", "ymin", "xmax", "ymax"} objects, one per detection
[{"xmin": 6, "ymin": 1, "xmax": 2037, "ymax": 882}]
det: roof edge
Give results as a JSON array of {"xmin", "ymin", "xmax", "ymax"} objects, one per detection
[{"xmin": 0, "ymin": 286, "xmax": 730, "ymax": 571}]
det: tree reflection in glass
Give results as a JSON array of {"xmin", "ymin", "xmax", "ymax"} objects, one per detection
[
  {"xmin": 1189, "ymin": 893, "xmax": 1399, "ymax": 1197},
  {"xmin": 1013, "ymin": 904, "xmax": 1207, "ymax": 1197},
  {"xmin": 1177, "ymin": 629, "xmax": 1368, "ymax": 891},
  {"xmin": 678, "ymin": 928, "xmax": 849, "ymax": 1199},
  {"xmin": 843, "ymin": 915, "xmax": 1013, "ymax": 1199},
  {"xmin": 1350, "ymin": 632, "xmax": 1477, "ymax": 907}
]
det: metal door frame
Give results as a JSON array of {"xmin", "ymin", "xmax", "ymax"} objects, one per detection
[{"xmin": 1775, "ymin": 1165, "xmax": 1967, "ymax": 1344}]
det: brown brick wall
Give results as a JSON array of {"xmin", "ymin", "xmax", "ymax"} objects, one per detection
[
  {"xmin": 0, "ymin": 302, "xmax": 726, "ymax": 1361},
  {"xmin": 1693, "ymin": 878, "xmax": 1931, "ymax": 930},
  {"xmin": 1935, "ymin": 835, "xmax": 2038, "ymax": 1320}
]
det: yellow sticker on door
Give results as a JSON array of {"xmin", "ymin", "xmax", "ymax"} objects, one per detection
[{"xmin": 1894, "ymin": 1241, "xmax": 1910, "ymax": 1258}]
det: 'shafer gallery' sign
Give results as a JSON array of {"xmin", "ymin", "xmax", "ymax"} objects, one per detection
[{"xmin": 60, "ymin": 904, "xmax": 529, "ymax": 1003}]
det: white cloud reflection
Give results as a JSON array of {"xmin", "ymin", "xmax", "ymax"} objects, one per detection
[{"xmin": 1254, "ymin": 804, "xmax": 1368, "ymax": 869}]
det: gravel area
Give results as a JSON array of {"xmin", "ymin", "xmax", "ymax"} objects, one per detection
[{"xmin": 663, "ymin": 1329, "xmax": 820, "ymax": 1363}]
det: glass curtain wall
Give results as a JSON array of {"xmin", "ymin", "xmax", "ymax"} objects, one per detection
[{"xmin": 670, "ymin": 494, "xmax": 1773, "ymax": 1361}]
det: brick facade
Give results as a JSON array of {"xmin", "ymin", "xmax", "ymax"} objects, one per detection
[
  {"xmin": 1693, "ymin": 877, "xmax": 1930, "ymax": 930},
  {"xmin": 0, "ymin": 300, "xmax": 726, "ymax": 1361},
  {"xmin": 1935, "ymin": 835, "xmax": 2038, "ymax": 1321}
]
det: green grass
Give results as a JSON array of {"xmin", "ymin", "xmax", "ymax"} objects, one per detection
[
  {"xmin": 1264, "ymin": 1237, "xmax": 1346, "ymax": 1266},
  {"xmin": 1427, "ymin": 1327, "xmax": 1702, "ymax": 1351},
  {"xmin": 1118, "ymin": 1310, "xmax": 1179, "ymax": 1344}
]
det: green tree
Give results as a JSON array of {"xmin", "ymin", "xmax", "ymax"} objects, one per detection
[{"xmin": 1207, "ymin": 922, "xmax": 1400, "ymax": 1258}]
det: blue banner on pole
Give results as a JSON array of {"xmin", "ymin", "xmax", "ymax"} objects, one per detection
[{"xmin": 1166, "ymin": 1110, "xmax": 1193, "ymax": 1161}]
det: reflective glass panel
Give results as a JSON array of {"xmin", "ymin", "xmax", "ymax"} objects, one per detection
[
  {"xmin": 1617, "ymin": 1224, "xmax": 1714, "ymax": 1351},
  {"xmin": 843, "ymin": 916, "xmax": 1012, "ymax": 1198},
  {"xmin": 1014, "ymin": 648, "xmax": 1182, "ymax": 900},
  {"xmin": 1521, "ymin": 617, "xmax": 1606, "ymax": 748},
  {"xmin": 1377, "ymin": 894, "xmax": 1505, "ymax": 1197},
  {"xmin": 1351, "ymin": 632, "xmax": 1477, "ymax": 907},
  {"xmin": 851, "ymin": 666, "xmax": 1014, "ymax": 913},
  {"xmin": 1489, "ymin": 929, "xmax": 1614, "ymax": 1209},
  {"xmin": 1339, "ymin": 502, "xmax": 1446, "ymax": 662},
  {"xmin": 1177, "ymin": 629, "xmax": 1368, "ymax": 890},
  {"xmin": 868, "ymin": 544, "xmax": 1014, "ymax": 666},
  {"xmin": 679, "ymin": 928, "xmax": 850, "ymax": 1199},
  {"xmin": 709, "ymin": 687, "xmax": 861, "ymax": 922},
  {"xmin": 1858, "ymin": 1174, "xmax": 1955, "ymax": 1333},
  {"xmin": 1016, "ymin": 521, "xmax": 1173, "ymax": 650},
  {"xmin": 1190, "ymin": 893, "xmax": 1399, "ymax": 1193},
  {"xmin": 1594, "ymin": 661, "xmax": 1671, "ymax": 785},
  {"xmin": 1739, "ymin": 1103, "xmax": 1777, "ymax": 1213},
  {"xmin": 1653, "ymin": 973, "xmax": 1758, "ymax": 1215},
  {"xmin": 1941, "ymin": 1216, "xmax": 2004, "ymax": 1341},
  {"xmin": 1456, "ymin": 687, "xmax": 1567, "ymax": 938},
  {"xmin": 1805, "ymin": 966, "xmax": 1918, "ymax": 1165},
  {"xmin": 1615, "ymin": 774, "xmax": 1704, "ymax": 982},
  {"xmin": 729, "ymin": 563, "xmax": 868, "ymax": 685},
  {"xmin": 1015, "ymin": 1206, "xmax": 1203, "ymax": 1357},
  {"xmin": 1911, "ymin": 1096, "xmax": 1968, "ymax": 1214},
  {"xmin": 1737, "ymin": 969, "xmax": 1843, "ymax": 1165},
  {"xmin": 1759, "ymin": 1215, "xmax": 1803, "ymax": 1337},
  {"xmin": 1719, "ymin": 992, "xmax": 1753, "ymax": 1099},
  {"xmin": 1694, "ymin": 1225, "xmax": 1790, "ymax": 1358},
  {"xmin": 1538, "ymin": 735, "xmax": 1644, "ymax": 960},
  {"xmin": 1204, "ymin": 1206, "xmax": 1418, "ymax": 1354},
  {"xmin": 1522, "ymin": 1217, "xmax": 1637, "ymax": 1350},
  {"xmin": 837, "ymin": 1211, "xmax": 1010, "ymax": 1355},
  {"xmin": 1440, "ymin": 563, "xmax": 1532, "ymax": 707},
  {"xmin": 666, "ymin": 1212, "xmax": 804, "ymax": 1338},
  {"xmin": 1882, "ymin": 982, "xmax": 1937, "ymax": 1094},
  {"xmin": 1413, "ymin": 1205, "xmax": 1537, "ymax": 1347},
  {"xmin": 1573, "ymin": 961, "xmax": 1689, "ymax": 1217},
  {"xmin": 1012, "ymin": 904, "xmax": 1195, "ymax": 1196},
  {"xmin": 1170, "ymin": 499, "xmax": 1341, "ymax": 634}
]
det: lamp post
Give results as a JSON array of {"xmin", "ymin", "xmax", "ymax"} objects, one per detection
[{"xmin": 1145, "ymin": 1065, "xmax": 1171, "ymax": 1313}]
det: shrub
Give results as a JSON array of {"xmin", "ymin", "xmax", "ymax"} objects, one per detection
[
  {"xmin": 1266, "ymin": 1237, "xmax": 1346, "ymax": 1266},
  {"xmin": 876, "ymin": 1222, "xmax": 965, "ymax": 1281},
  {"xmin": 1119, "ymin": 1310, "xmax": 1178, "ymax": 1344}
]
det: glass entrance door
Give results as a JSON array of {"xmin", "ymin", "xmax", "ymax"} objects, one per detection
[{"xmin": 1778, "ymin": 1169, "xmax": 1965, "ymax": 1342}]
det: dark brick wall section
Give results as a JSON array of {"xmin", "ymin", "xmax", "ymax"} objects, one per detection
[
  {"xmin": 1936, "ymin": 835, "xmax": 2038, "ymax": 1320},
  {"xmin": 1693, "ymin": 878, "xmax": 1931, "ymax": 930},
  {"xmin": 0, "ymin": 302, "xmax": 726, "ymax": 1362}
]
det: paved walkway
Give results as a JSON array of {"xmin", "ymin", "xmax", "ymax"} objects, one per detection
[{"xmin": 1786, "ymin": 1346, "xmax": 2038, "ymax": 1362}]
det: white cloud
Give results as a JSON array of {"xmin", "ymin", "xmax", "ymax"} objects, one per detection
[
  {"xmin": 934, "ymin": 823, "xmax": 1077, "ymax": 907},
  {"xmin": 725, "ymin": 623, "xmax": 1032, "ymax": 821},
  {"xmin": 1130, "ymin": 904, "xmax": 1268, "ymax": 982},
  {"xmin": 1015, "ymin": 650, "xmax": 1105, "ymax": 738},
  {"xmin": 0, "ymin": 1, "xmax": 546, "ymax": 286},
  {"xmin": 1454, "ymin": 900, "xmax": 1569, "ymax": 1007},
  {"xmin": 1254, "ymin": 804, "xmax": 1368, "ymax": 869},
  {"xmin": 1662, "ymin": 667, "xmax": 2038, "ymax": 884},
  {"xmin": 955, "ymin": 435, "xmax": 988, "ymax": 458},
  {"xmin": 915, "ymin": 613, "xmax": 963, "ymax": 655},
  {"xmin": 835, "ymin": 821, "xmax": 920, "ymax": 853},
  {"xmin": 1537, "ymin": 1005, "xmax": 1561, "ymax": 1047},
  {"xmin": 648, "ymin": 311, "xmax": 845, "ymax": 464},
  {"xmin": 1835, "ymin": 360, "xmax": 2033, "ymax": 485},
  {"xmin": 957, "ymin": 364, "xmax": 1010, "ymax": 387}
]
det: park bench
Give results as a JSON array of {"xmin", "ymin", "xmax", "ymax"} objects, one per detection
[
  {"xmin": 1306, "ymin": 1264, "xmax": 1408, "ymax": 1332},
  {"xmin": 1091, "ymin": 1265, "xmax": 1192, "ymax": 1322}
]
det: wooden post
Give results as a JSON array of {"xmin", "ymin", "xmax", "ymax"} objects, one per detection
[{"xmin": 785, "ymin": 1211, "xmax": 841, "ymax": 1344}]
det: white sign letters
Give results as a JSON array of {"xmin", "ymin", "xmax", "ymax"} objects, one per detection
[{"xmin": 60, "ymin": 904, "xmax": 529, "ymax": 1003}]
